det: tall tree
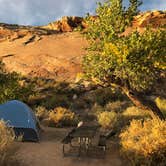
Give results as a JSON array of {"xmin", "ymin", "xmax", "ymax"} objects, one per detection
[{"xmin": 83, "ymin": 0, "xmax": 166, "ymax": 119}]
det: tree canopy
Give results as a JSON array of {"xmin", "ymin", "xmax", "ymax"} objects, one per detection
[{"xmin": 83, "ymin": 0, "xmax": 166, "ymax": 119}]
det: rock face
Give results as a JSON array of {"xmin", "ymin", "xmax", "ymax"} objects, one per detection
[
  {"xmin": 0, "ymin": 11, "xmax": 165, "ymax": 81},
  {"xmin": 41, "ymin": 11, "xmax": 166, "ymax": 33},
  {"xmin": 0, "ymin": 23, "xmax": 56, "ymax": 42},
  {"xmin": 0, "ymin": 31, "xmax": 87, "ymax": 81},
  {"xmin": 42, "ymin": 16, "xmax": 86, "ymax": 32},
  {"xmin": 134, "ymin": 10, "xmax": 166, "ymax": 28}
]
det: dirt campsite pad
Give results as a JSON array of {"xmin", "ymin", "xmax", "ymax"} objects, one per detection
[{"xmin": 16, "ymin": 127, "xmax": 124, "ymax": 166}]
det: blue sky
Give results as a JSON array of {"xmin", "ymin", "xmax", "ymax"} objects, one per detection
[{"xmin": 0, "ymin": 0, "xmax": 165, "ymax": 25}]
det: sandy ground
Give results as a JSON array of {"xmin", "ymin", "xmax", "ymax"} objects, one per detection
[{"xmin": 16, "ymin": 127, "xmax": 125, "ymax": 166}]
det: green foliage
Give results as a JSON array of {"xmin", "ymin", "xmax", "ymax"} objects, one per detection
[
  {"xmin": 0, "ymin": 61, "xmax": 34, "ymax": 103},
  {"xmin": 120, "ymin": 118, "xmax": 166, "ymax": 165},
  {"xmin": 83, "ymin": 0, "xmax": 166, "ymax": 92},
  {"xmin": 97, "ymin": 111, "xmax": 118, "ymax": 129}
]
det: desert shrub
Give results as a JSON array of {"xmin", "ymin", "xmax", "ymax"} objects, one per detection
[
  {"xmin": 0, "ymin": 120, "xmax": 18, "ymax": 166},
  {"xmin": 91, "ymin": 101, "xmax": 131, "ymax": 114},
  {"xmin": 155, "ymin": 97, "xmax": 166, "ymax": 117},
  {"xmin": 117, "ymin": 106, "xmax": 151, "ymax": 129},
  {"xmin": 120, "ymin": 118, "xmax": 166, "ymax": 166},
  {"xmin": 91, "ymin": 102, "xmax": 126, "ymax": 131},
  {"xmin": 41, "ymin": 94, "xmax": 71, "ymax": 109},
  {"xmin": 35, "ymin": 106, "xmax": 49, "ymax": 121},
  {"xmin": 97, "ymin": 111, "xmax": 118, "ymax": 129},
  {"xmin": 48, "ymin": 107, "xmax": 77, "ymax": 127},
  {"xmin": 0, "ymin": 61, "xmax": 34, "ymax": 104},
  {"xmin": 93, "ymin": 88, "xmax": 114, "ymax": 105},
  {"xmin": 122, "ymin": 106, "xmax": 150, "ymax": 119},
  {"xmin": 105, "ymin": 101, "xmax": 131, "ymax": 113},
  {"xmin": 87, "ymin": 88, "xmax": 126, "ymax": 106},
  {"xmin": 71, "ymin": 99, "xmax": 87, "ymax": 110},
  {"xmin": 93, "ymin": 105, "xmax": 151, "ymax": 133},
  {"xmin": 27, "ymin": 77, "xmax": 74, "ymax": 108},
  {"xmin": 91, "ymin": 103, "xmax": 104, "ymax": 114}
]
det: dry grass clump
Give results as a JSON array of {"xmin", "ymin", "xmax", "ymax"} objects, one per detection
[
  {"xmin": 92, "ymin": 105, "xmax": 151, "ymax": 133},
  {"xmin": 120, "ymin": 118, "xmax": 166, "ymax": 166},
  {"xmin": 35, "ymin": 106, "xmax": 78, "ymax": 127},
  {"xmin": 35, "ymin": 106, "xmax": 49, "ymax": 121},
  {"xmin": 0, "ymin": 120, "xmax": 18, "ymax": 166},
  {"xmin": 112, "ymin": 106, "xmax": 152, "ymax": 133},
  {"xmin": 97, "ymin": 111, "xmax": 118, "ymax": 129},
  {"xmin": 48, "ymin": 107, "xmax": 77, "ymax": 127}
]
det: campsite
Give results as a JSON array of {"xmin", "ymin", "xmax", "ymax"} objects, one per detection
[
  {"xmin": 0, "ymin": 100, "xmax": 126, "ymax": 166},
  {"xmin": 0, "ymin": 0, "xmax": 166, "ymax": 166}
]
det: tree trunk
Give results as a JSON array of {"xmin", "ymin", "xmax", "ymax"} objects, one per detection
[{"xmin": 122, "ymin": 87, "xmax": 165, "ymax": 120}]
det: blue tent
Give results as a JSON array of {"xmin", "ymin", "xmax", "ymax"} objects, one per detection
[{"xmin": 0, "ymin": 100, "xmax": 40, "ymax": 142}]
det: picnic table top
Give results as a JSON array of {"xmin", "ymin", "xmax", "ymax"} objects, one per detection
[{"xmin": 70, "ymin": 125, "xmax": 100, "ymax": 138}]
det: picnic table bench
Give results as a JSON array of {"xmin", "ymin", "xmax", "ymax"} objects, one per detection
[
  {"xmin": 61, "ymin": 126, "xmax": 116, "ymax": 157},
  {"xmin": 61, "ymin": 125, "xmax": 109, "ymax": 157}
]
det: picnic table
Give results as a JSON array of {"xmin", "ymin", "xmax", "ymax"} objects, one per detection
[
  {"xmin": 70, "ymin": 126, "xmax": 99, "ymax": 149},
  {"xmin": 71, "ymin": 126, "xmax": 98, "ymax": 138},
  {"xmin": 62, "ymin": 125, "xmax": 107, "ymax": 157}
]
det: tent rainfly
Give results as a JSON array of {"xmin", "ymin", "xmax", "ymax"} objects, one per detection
[{"xmin": 0, "ymin": 100, "xmax": 40, "ymax": 142}]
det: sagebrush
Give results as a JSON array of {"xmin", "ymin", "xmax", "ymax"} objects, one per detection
[
  {"xmin": 48, "ymin": 107, "xmax": 77, "ymax": 127},
  {"xmin": 120, "ymin": 118, "xmax": 166, "ymax": 166},
  {"xmin": 0, "ymin": 120, "xmax": 18, "ymax": 166}
]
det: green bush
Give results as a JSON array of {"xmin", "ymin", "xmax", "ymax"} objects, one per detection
[
  {"xmin": 97, "ymin": 111, "xmax": 118, "ymax": 129},
  {"xmin": 0, "ymin": 61, "xmax": 34, "ymax": 104},
  {"xmin": 120, "ymin": 118, "xmax": 166, "ymax": 166}
]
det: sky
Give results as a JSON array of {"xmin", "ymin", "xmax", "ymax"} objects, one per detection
[{"xmin": 0, "ymin": 0, "xmax": 165, "ymax": 25}]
